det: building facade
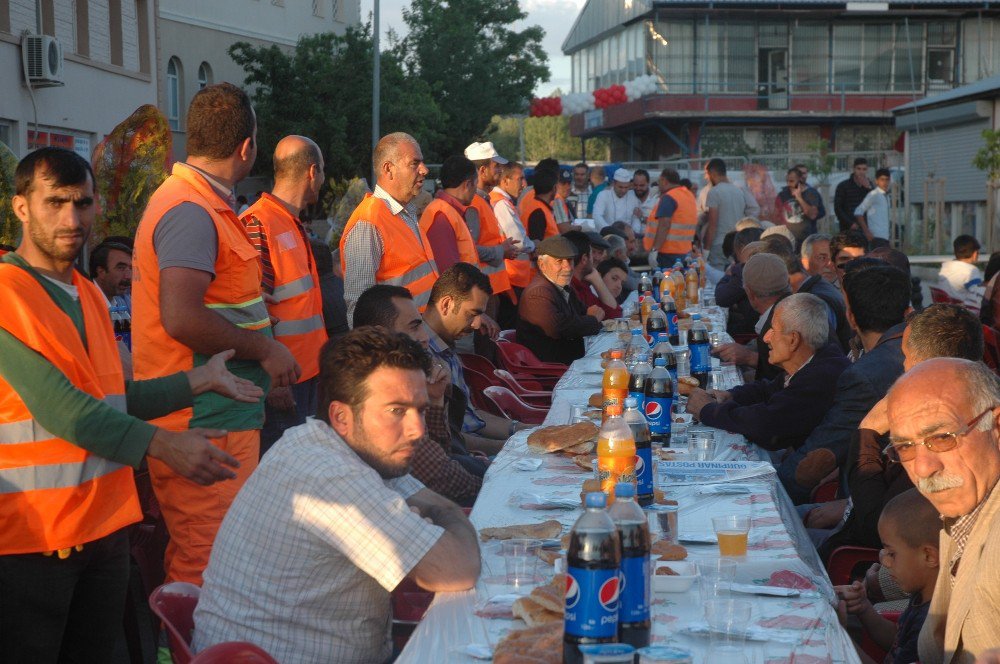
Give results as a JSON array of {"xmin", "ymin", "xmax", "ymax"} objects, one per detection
[
  {"xmin": 563, "ymin": 1, "xmax": 1000, "ymax": 164},
  {"xmin": 0, "ymin": 0, "xmax": 158, "ymax": 159},
  {"xmin": 157, "ymin": 0, "xmax": 360, "ymax": 161}
]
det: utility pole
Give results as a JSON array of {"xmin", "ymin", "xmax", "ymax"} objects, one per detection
[{"xmin": 371, "ymin": 0, "xmax": 380, "ymax": 187}]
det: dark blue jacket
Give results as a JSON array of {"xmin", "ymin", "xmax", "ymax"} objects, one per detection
[
  {"xmin": 778, "ymin": 322, "xmax": 906, "ymax": 504},
  {"xmin": 697, "ymin": 341, "xmax": 850, "ymax": 452}
]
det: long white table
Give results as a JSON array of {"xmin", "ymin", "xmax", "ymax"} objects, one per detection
[{"xmin": 398, "ymin": 314, "xmax": 861, "ymax": 664}]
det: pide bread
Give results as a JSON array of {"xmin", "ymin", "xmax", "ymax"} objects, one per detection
[
  {"xmin": 527, "ymin": 422, "xmax": 598, "ymax": 454},
  {"xmin": 493, "ymin": 622, "xmax": 562, "ymax": 663},
  {"xmin": 651, "ymin": 541, "xmax": 688, "ymax": 560},
  {"xmin": 479, "ymin": 519, "xmax": 563, "ymax": 542}
]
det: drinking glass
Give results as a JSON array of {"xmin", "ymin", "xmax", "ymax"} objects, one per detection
[{"xmin": 712, "ymin": 515, "xmax": 751, "ymax": 557}]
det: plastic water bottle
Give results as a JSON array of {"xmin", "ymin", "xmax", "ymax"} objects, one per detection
[
  {"xmin": 638, "ymin": 272, "xmax": 651, "ymax": 296},
  {"xmin": 608, "ymin": 483, "xmax": 651, "ymax": 650},
  {"xmin": 625, "ymin": 329, "xmax": 649, "ymax": 369},
  {"xmin": 564, "ymin": 492, "xmax": 622, "ymax": 664},
  {"xmin": 623, "ymin": 398, "xmax": 653, "ymax": 507},
  {"xmin": 689, "ymin": 314, "xmax": 711, "ymax": 388}
]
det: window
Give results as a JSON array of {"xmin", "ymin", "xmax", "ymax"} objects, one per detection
[
  {"xmin": 833, "ymin": 22, "xmax": 933, "ymax": 93},
  {"xmin": 312, "ymin": 0, "xmax": 324, "ymax": 17},
  {"xmin": 167, "ymin": 57, "xmax": 182, "ymax": 131},
  {"xmin": 791, "ymin": 24, "xmax": 829, "ymax": 93},
  {"xmin": 197, "ymin": 62, "xmax": 212, "ymax": 89}
]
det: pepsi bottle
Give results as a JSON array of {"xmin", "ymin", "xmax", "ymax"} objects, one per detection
[
  {"xmin": 608, "ymin": 483, "xmax": 651, "ymax": 650},
  {"xmin": 689, "ymin": 313, "xmax": 711, "ymax": 389},
  {"xmin": 628, "ymin": 354, "xmax": 652, "ymax": 404},
  {"xmin": 565, "ymin": 492, "xmax": 622, "ymax": 664},
  {"xmin": 651, "ymin": 270, "xmax": 663, "ymax": 302},
  {"xmin": 660, "ymin": 293, "xmax": 679, "ymax": 346},
  {"xmin": 651, "ymin": 333, "xmax": 678, "ymax": 384},
  {"xmin": 645, "ymin": 303, "xmax": 667, "ymax": 346},
  {"xmin": 644, "ymin": 358, "xmax": 674, "ymax": 447},
  {"xmin": 623, "ymin": 398, "xmax": 653, "ymax": 507}
]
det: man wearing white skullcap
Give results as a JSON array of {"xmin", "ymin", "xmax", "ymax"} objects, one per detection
[{"xmin": 591, "ymin": 167, "xmax": 641, "ymax": 233}]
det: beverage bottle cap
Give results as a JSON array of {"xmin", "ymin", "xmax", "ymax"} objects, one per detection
[
  {"xmin": 658, "ymin": 333, "xmax": 669, "ymax": 342},
  {"xmin": 614, "ymin": 482, "xmax": 635, "ymax": 498},
  {"xmin": 654, "ymin": 357, "xmax": 666, "ymax": 366},
  {"xmin": 691, "ymin": 313, "xmax": 701, "ymax": 321},
  {"xmin": 584, "ymin": 492, "xmax": 607, "ymax": 508},
  {"xmin": 625, "ymin": 396, "xmax": 638, "ymax": 408},
  {"xmin": 610, "ymin": 349, "xmax": 624, "ymax": 359}
]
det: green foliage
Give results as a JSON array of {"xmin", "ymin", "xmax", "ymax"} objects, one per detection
[
  {"xmin": 484, "ymin": 115, "xmax": 610, "ymax": 163},
  {"xmin": 0, "ymin": 140, "xmax": 19, "ymax": 247},
  {"xmin": 400, "ymin": 0, "xmax": 549, "ymax": 156},
  {"xmin": 229, "ymin": 24, "xmax": 445, "ymax": 184},
  {"xmin": 805, "ymin": 139, "xmax": 836, "ymax": 185},
  {"xmin": 973, "ymin": 129, "xmax": 1000, "ymax": 181}
]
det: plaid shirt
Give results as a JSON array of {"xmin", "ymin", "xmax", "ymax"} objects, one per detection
[
  {"xmin": 192, "ymin": 418, "xmax": 443, "ymax": 663},
  {"xmin": 426, "ymin": 324, "xmax": 486, "ymax": 433},
  {"xmin": 410, "ymin": 405, "xmax": 481, "ymax": 504},
  {"xmin": 944, "ymin": 482, "xmax": 997, "ymax": 585}
]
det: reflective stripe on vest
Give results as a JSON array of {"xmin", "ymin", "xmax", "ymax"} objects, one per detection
[
  {"xmin": 0, "ymin": 264, "xmax": 140, "ymax": 554},
  {"xmin": 419, "ymin": 196, "xmax": 479, "ymax": 266},
  {"xmin": 644, "ymin": 186, "xmax": 698, "ymax": 255},
  {"xmin": 133, "ymin": 164, "xmax": 272, "ymax": 431},
  {"xmin": 467, "ymin": 195, "xmax": 512, "ymax": 295},
  {"xmin": 339, "ymin": 193, "xmax": 439, "ymax": 311},
  {"xmin": 240, "ymin": 193, "xmax": 328, "ymax": 382}
]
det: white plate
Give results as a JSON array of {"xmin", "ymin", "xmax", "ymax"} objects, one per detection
[{"xmin": 653, "ymin": 561, "xmax": 698, "ymax": 592}]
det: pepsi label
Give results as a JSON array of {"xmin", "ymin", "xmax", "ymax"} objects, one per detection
[
  {"xmin": 644, "ymin": 397, "xmax": 672, "ymax": 436},
  {"xmin": 628, "ymin": 389, "xmax": 645, "ymax": 403},
  {"xmin": 666, "ymin": 313, "xmax": 678, "ymax": 337},
  {"xmin": 635, "ymin": 447, "xmax": 653, "ymax": 498},
  {"xmin": 690, "ymin": 343, "xmax": 711, "ymax": 373},
  {"xmin": 565, "ymin": 566, "xmax": 620, "ymax": 638},
  {"xmin": 618, "ymin": 556, "xmax": 651, "ymax": 623}
]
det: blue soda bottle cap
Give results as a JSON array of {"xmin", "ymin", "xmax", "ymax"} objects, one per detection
[
  {"xmin": 691, "ymin": 313, "xmax": 701, "ymax": 320},
  {"xmin": 624, "ymin": 396, "xmax": 638, "ymax": 408},
  {"xmin": 654, "ymin": 357, "xmax": 666, "ymax": 366},
  {"xmin": 658, "ymin": 333, "xmax": 669, "ymax": 342},
  {"xmin": 584, "ymin": 492, "xmax": 607, "ymax": 508},
  {"xmin": 615, "ymin": 482, "xmax": 635, "ymax": 497}
]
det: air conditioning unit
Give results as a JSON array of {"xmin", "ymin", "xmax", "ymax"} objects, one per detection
[{"xmin": 21, "ymin": 34, "xmax": 64, "ymax": 88}]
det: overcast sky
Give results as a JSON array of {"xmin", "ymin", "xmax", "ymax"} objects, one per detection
[{"xmin": 369, "ymin": 0, "xmax": 586, "ymax": 97}]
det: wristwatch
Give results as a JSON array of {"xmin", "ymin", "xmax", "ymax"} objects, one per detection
[{"xmin": 509, "ymin": 420, "xmax": 520, "ymax": 436}]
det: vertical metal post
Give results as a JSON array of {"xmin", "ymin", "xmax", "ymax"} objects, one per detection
[
  {"xmin": 371, "ymin": 0, "xmax": 380, "ymax": 187},
  {"xmin": 518, "ymin": 115, "xmax": 526, "ymax": 164}
]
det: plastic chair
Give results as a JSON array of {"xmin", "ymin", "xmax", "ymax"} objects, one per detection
[
  {"xmin": 494, "ymin": 341, "xmax": 568, "ymax": 378},
  {"xmin": 811, "ymin": 479, "xmax": 839, "ymax": 503},
  {"xmin": 497, "ymin": 329, "xmax": 518, "ymax": 343},
  {"xmin": 982, "ymin": 325, "xmax": 1000, "ymax": 374},
  {"xmin": 493, "ymin": 369, "xmax": 552, "ymax": 401},
  {"xmin": 391, "ymin": 577, "xmax": 434, "ymax": 652},
  {"xmin": 459, "ymin": 352, "xmax": 555, "ymax": 388},
  {"xmin": 859, "ymin": 610, "xmax": 901, "ymax": 662},
  {"xmin": 482, "ymin": 386, "xmax": 549, "ymax": 424},
  {"xmin": 190, "ymin": 642, "xmax": 278, "ymax": 663},
  {"xmin": 929, "ymin": 286, "xmax": 962, "ymax": 305},
  {"xmin": 825, "ymin": 546, "xmax": 880, "ymax": 586},
  {"xmin": 149, "ymin": 582, "xmax": 201, "ymax": 664},
  {"xmin": 463, "ymin": 367, "xmax": 507, "ymax": 416}
]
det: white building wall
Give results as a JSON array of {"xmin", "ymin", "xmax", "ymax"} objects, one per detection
[{"xmin": 89, "ymin": 0, "xmax": 111, "ymax": 64}]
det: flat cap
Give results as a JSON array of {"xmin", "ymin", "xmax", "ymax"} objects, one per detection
[
  {"xmin": 743, "ymin": 252, "xmax": 790, "ymax": 296},
  {"xmin": 585, "ymin": 231, "xmax": 610, "ymax": 249},
  {"xmin": 537, "ymin": 235, "xmax": 578, "ymax": 259}
]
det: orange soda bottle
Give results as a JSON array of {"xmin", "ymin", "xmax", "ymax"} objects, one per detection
[
  {"xmin": 639, "ymin": 292, "xmax": 653, "ymax": 328},
  {"xmin": 672, "ymin": 270, "xmax": 686, "ymax": 311},
  {"xmin": 686, "ymin": 268, "xmax": 699, "ymax": 305},
  {"xmin": 698, "ymin": 256, "xmax": 708, "ymax": 287},
  {"xmin": 659, "ymin": 269, "xmax": 673, "ymax": 302},
  {"xmin": 597, "ymin": 403, "xmax": 637, "ymax": 502},
  {"xmin": 602, "ymin": 349, "xmax": 629, "ymax": 422}
]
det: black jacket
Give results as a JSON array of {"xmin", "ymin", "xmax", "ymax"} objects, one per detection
[{"xmin": 517, "ymin": 274, "xmax": 602, "ymax": 365}]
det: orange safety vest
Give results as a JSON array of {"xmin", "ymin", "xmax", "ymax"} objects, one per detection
[
  {"xmin": 339, "ymin": 193, "xmax": 439, "ymax": 311},
  {"xmin": 490, "ymin": 189, "xmax": 533, "ymax": 288},
  {"xmin": 241, "ymin": 194, "xmax": 327, "ymax": 382},
  {"xmin": 517, "ymin": 187, "xmax": 536, "ymax": 219},
  {"xmin": 644, "ymin": 186, "xmax": 698, "ymax": 255},
  {"xmin": 521, "ymin": 197, "xmax": 560, "ymax": 239},
  {"xmin": 467, "ymin": 194, "xmax": 512, "ymax": 297},
  {"xmin": 418, "ymin": 196, "xmax": 479, "ymax": 266},
  {"xmin": 133, "ymin": 164, "xmax": 273, "ymax": 432},
  {"xmin": 0, "ymin": 265, "xmax": 140, "ymax": 554}
]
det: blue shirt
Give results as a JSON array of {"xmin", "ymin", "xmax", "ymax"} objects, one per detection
[{"xmin": 425, "ymin": 324, "xmax": 486, "ymax": 434}]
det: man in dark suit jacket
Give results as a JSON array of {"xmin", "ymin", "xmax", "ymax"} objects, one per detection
[
  {"xmin": 517, "ymin": 235, "xmax": 602, "ymax": 365},
  {"xmin": 685, "ymin": 293, "xmax": 849, "ymax": 459},
  {"xmin": 778, "ymin": 265, "xmax": 912, "ymax": 504}
]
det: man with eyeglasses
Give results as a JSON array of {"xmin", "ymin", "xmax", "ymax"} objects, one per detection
[{"xmin": 884, "ymin": 358, "xmax": 1000, "ymax": 664}]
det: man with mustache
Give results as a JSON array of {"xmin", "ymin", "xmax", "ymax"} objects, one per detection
[
  {"xmin": 886, "ymin": 358, "xmax": 1000, "ymax": 664},
  {"xmin": 340, "ymin": 132, "xmax": 435, "ymax": 322}
]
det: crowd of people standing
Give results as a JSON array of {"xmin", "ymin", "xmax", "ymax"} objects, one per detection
[{"xmin": 4, "ymin": 79, "xmax": 1000, "ymax": 664}]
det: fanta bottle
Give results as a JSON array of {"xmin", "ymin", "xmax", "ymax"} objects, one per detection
[
  {"xmin": 597, "ymin": 404, "xmax": 636, "ymax": 502},
  {"xmin": 698, "ymin": 256, "xmax": 708, "ymax": 287},
  {"xmin": 639, "ymin": 291, "xmax": 654, "ymax": 328},
  {"xmin": 686, "ymin": 268, "xmax": 699, "ymax": 305},
  {"xmin": 659, "ymin": 270, "xmax": 672, "ymax": 303},
  {"xmin": 602, "ymin": 349, "xmax": 629, "ymax": 422},
  {"xmin": 672, "ymin": 270, "xmax": 686, "ymax": 311}
]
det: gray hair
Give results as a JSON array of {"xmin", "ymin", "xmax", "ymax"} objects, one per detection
[
  {"xmin": 774, "ymin": 293, "xmax": 829, "ymax": 350},
  {"xmin": 801, "ymin": 233, "xmax": 832, "ymax": 260},
  {"xmin": 965, "ymin": 361, "xmax": 1000, "ymax": 431},
  {"xmin": 372, "ymin": 131, "xmax": 417, "ymax": 174},
  {"xmin": 604, "ymin": 234, "xmax": 626, "ymax": 257}
]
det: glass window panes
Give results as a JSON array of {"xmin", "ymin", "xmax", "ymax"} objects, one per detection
[
  {"xmin": 791, "ymin": 23, "xmax": 829, "ymax": 93},
  {"xmin": 197, "ymin": 62, "xmax": 211, "ymax": 89},
  {"xmin": 833, "ymin": 25, "xmax": 862, "ymax": 92},
  {"xmin": 927, "ymin": 48, "xmax": 954, "ymax": 83},
  {"xmin": 864, "ymin": 24, "xmax": 893, "ymax": 91},
  {"xmin": 167, "ymin": 57, "xmax": 181, "ymax": 131}
]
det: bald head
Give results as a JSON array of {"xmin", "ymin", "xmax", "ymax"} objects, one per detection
[{"xmin": 273, "ymin": 135, "xmax": 322, "ymax": 183}]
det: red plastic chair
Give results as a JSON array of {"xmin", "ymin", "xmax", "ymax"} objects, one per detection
[
  {"xmin": 498, "ymin": 329, "xmax": 518, "ymax": 343},
  {"xmin": 460, "ymin": 352, "xmax": 557, "ymax": 388},
  {"xmin": 190, "ymin": 642, "xmax": 278, "ymax": 663},
  {"xmin": 494, "ymin": 342, "xmax": 568, "ymax": 378},
  {"xmin": 982, "ymin": 325, "xmax": 1000, "ymax": 374},
  {"xmin": 825, "ymin": 546, "xmax": 880, "ymax": 586},
  {"xmin": 859, "ymin": 610, "xmax": 901, "ymax": 662},
  {"xmin": 149, "ymin": 582, "xmax": 201, "ymax": 664},
  {"xmin": 493, "ymin": 369, "xmax": 552, "ymax": 400},
  {"xmin": 391, "ymin": 577, "xmax": 434, "ymax": 651},
  {"xmin": 463, "ymin": 367, "xmax": 507, "ymax": 416},
  {"xmin": 482, "ymin": 386, "xmax": 549, "ymax": 424},
  {"xmin": 811, "ymin": 479, "xmax": 839, "ymax": 503},
  {"xmin": 929, "ymin": 286, "xmax": 962, "ymax": 305}
]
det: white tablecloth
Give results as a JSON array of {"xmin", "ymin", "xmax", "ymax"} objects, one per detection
[{"xmin": 398, "ymin": 324, "xmax": 860, "ymax": 664}]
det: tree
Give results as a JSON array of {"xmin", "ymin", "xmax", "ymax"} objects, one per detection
[
  {"xmin": 484, "ymin": 115, "xmax": 610, "ymax": 163},
  {"xmin": 229, "ymin": 24, "xmax": 446, "ymax": 182},
  {"xmin": 401, "ymin": 0, "xmax": 549, "ymax": 156},
  {"xmin": 0, "ymin": 140, "xmax": 19, "ymax": 247}
]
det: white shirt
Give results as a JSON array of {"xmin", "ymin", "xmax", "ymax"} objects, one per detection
[
  {"xmin": 592, "ymin": 188, "xmax": 641, "ymax": 231},
  {"xmin": 854, "ymin": 187, "xmax": 890, "ymax": 239},
  {"xmin": 491, "ymin": 187, "xmax": 534, "ymax": 254},
  {"xmin": 193, "ymin": 418, "xmax": 444, "ymax": 664},
  {"xmin": 939, "ymin": 260, "xmax": 984, "ymax": 293}
]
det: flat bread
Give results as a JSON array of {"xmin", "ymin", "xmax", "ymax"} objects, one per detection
[
  {"xmin": 512, "ymin": 596, "xmax": 562, "ymax": 627},
  {"xmin": 536, "ymin": 549, "xmax": 561, "ymax": 566},
  {"xmin": 656, "ymin": 566, "xmax": 679, "ymax": 576},
  {"xmin": 572, "ymin": 454, "xmax": 594, "ymax": 471},
  {"xmin": 479, "ymin": 519, "xmax": 563, "ymax": 542},
  {"xmin": 588, "ymin": 392, "xmax": 604, "ymax": 408},
  {"xmin": 530, "ymin": 575, "xmax": 566, "ymax": 613},
  {"xmin": 561, "ymin": 440, "xmax": 595, "ymax": 455},
  {"xmin": 493, "ymin": 622, "xmax": 562, "ymax": 664},
  {"xmin": 651, "ymin": 541, "xmax": 688, "ymax": 561},
  {"xmin": 527, "ymin": 422, "xmax": 598, "ymax": 454}
]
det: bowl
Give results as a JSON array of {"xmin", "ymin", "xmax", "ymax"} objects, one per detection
[{"xmin": 652, "ymin": 561, "xmax": 698, "ymax": 593}]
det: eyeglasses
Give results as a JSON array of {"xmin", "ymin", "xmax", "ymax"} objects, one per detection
[{"xmin": 883, "ymin": 407, "xmax": 995, "ymax": 463}]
